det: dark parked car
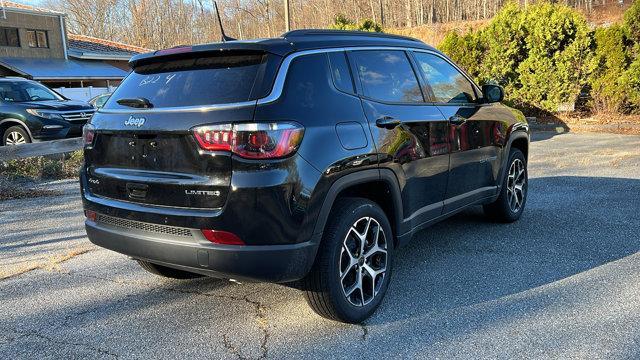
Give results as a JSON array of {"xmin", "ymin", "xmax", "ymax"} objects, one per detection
[
  {"xmin": 81, "ymin": 30, "xmax": 530, "ymax": 323},
  {"xmin": 0, "ymin": 77, "xmax": 95, "ymax": 146}
]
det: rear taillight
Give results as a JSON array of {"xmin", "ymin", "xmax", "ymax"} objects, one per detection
[
  {"xmin": 192, "ymin": 122, "xmax": 304, "ymax": 159},
  {"xmin": 82, "ymin": 124, "xmax": 95, "ymax": 145},
  {"xmin": 193, "ymin": 124, "xmax": 233, "ymax": 151}
]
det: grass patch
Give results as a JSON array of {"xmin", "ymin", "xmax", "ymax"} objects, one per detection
[
  {"xmin": 0, "ymin": 150, "xmax": 83, "ymax": 181},
  {"xmin": 0, "ymin": 246, "xmax": 94, "ymax": 280}
]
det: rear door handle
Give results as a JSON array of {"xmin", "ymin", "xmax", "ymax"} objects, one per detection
[
  {"xmin": 449, "ymin": 115, "xmax": 467, "ymax": 126},
  {"xmin": 376, "ymin": 116, "xmax": 401, "ymax": 129}
]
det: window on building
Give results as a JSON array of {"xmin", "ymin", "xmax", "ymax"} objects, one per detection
[
  {"xmin": 0, "ymin": 27, "xmax": 20, "ymax": 47},
  {"xmin": 27, "ymin": 30, "xmax": 48, "ymax": 48}
]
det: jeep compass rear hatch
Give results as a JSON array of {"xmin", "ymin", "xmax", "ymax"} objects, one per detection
[{"xmin": 84, "ymin": 49, "xmax": 281, "ymax": 209}]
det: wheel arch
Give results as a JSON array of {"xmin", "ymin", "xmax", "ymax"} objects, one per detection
[
  {"xmin": 510, "ymin": 134, "xmax": 529, "ymax": 160},
  {"xmin": 497, "ymin": 129, "xmax": 530, "ymax": 189},
  {"xmin": 0, "ymin": 118, "xmax": 33, "ymax": 142},
  {"xmin": 312, "ymin": 169, "xmax": 404, "ymax": 247}
]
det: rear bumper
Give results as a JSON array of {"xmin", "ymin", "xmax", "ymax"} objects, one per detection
[
  {"xmin": 85, "ymin": 218, "xmax": 320, "ymax": 283},
  {"xmin": 80, "ymin": 152, "xmax": 323, "ymax": 246}
]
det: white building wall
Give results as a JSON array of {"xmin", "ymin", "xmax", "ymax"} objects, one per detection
[{"xmin": 54, "ymin": 86, "xmax": 117, "ymax": 101}]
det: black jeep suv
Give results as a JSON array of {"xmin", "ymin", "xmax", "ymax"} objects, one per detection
[
  {"xmin": 0, "ymin": 77, "xmax": 95, "ymax": 145},
  {"xmin": 81, "ymin": 30, "xmax": 529, "ymax": 323}
]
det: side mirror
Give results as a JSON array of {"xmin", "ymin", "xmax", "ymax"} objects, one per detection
[{"xmin": 482, "ymin": 84, "xmax": 504, "ymax": 103}]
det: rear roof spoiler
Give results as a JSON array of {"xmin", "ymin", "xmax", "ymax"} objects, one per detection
[
  {"xmin": 129, "ymin": 40, "xmax": 294, "ymax": 68},
  {"xmin": 129, "ymin": 29, "xmax": 434, "ymax": 68}
]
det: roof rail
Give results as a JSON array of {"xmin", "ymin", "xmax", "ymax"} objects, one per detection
[{"xmin": 281, "ymin": 29, "xmax": 421, "ymax": 43}]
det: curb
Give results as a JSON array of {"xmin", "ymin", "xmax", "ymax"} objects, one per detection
[
  {"xmin": 526, "ymin": 117, "xmax": 640, "ymax": 134},
  {"xmin": 0, "ymin": 138, "xmax": 83, "ymax": 161}
]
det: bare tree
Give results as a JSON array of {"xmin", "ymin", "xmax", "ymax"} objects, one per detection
[{"xmin": 45, "ymin": 0, "xmax": 606, "ymax": 50}]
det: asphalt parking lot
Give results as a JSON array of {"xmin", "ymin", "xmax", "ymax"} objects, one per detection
[{"xmin": 1, "ymin": 131, "xmax": 640, "ymax": 359}]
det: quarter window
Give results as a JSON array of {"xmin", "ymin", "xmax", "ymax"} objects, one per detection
[
  {"xmin": 327, "ymin": 52, "xmax": 354, "ymax": 94},
  {"xmin": 413, "ymin": 52, "xmax": 477, "ymax": 104},
  {"xmin": 0, "ymin": 27, "xmax": 20, "ymax": 47},
  {"xmin": 350, "ymin": 50, "xmax": 423, "ymax": 103},
  {"xmin": 27, "ymin": 30, "xmax": 48, "ymax": 48}
]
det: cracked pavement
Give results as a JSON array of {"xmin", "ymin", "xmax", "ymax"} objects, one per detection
[{"xmin": 1, "ymin": 131, "xmax": 640, "ymax": 359}]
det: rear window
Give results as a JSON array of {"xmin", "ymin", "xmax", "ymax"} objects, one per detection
[{"xmin": 104, "ymin": 52, "xmax": 278, "ymax": 109}]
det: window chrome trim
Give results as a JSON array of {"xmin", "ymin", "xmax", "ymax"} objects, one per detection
[
  {"xmin": 257, "ymin": 48, "xmax": 346, "ymax": 105},
  {"xmin": 257, "ymin": 46, "xmax": 417, "ymax": 105},
  {"xmin": 98, "ymin": 100, "xmax": 259, "ymax": 114},
  {"xmin": 98, "ymin": 45, "xmax": 441, "ymax": 114}
]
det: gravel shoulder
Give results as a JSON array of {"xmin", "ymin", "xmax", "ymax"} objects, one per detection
[{"xmin": 1, "ymin": 132, "xmax": 639, "ymax": 359}]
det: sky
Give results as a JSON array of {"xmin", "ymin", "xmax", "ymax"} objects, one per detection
[{"xmin": 18, "ymin": 0, "xmax": 46, "ymax": 6}]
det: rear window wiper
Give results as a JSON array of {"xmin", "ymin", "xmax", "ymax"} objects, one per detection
[{"xmin": 116, "ymin": 97, "xmax": 154, "ymax": 109}]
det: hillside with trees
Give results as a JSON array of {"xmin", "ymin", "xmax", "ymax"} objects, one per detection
[
  {"xmin": 40, "ymin": 0, "xmax": 640, "ymax": 119},
  {"xmin": 43, "ymin": 0, "xmax": 632, "ymax": 49}
]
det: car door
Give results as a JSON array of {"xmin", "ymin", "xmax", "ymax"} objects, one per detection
[
  {"xmin": 411, "ymin": 51, "xmax": 506, "ymax": 213},
  {"xmin": 347, "ymin": 49, "xmax": 450, "ymax": 230}
]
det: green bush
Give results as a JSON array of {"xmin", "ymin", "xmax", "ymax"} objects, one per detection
[
  {"xmin": 0, "ymin": 150, "xmax": 84, "ymax": 181},
  {"xmin": 624, "ymin": 0, "xmax": 640, "ymax": 44},
  {"xmin": 331, "ymin": 14, "xmax": 382, "ymax": 32},
  {"xmin": 622, "ymin": 57, "xmax": 640, "ymax": 112},
  {"xmin": 587, "ymin": 0, "xmax": 640, "ymax": 114},
  {"xmin": 477, "ymin": 2, "xmax": 528, "ymax": 89},
  {"xmin": 514, "ymin": 3, "xmax": 592, "ymax": 112},
  {"xmin": 439, "ymin": 31, "xmax": 485, "ymax": 80},
  {"xmin": 359, "ymin": 19, "xmax": 383, "ymax": 32},
  {"xmin": 438, "ymin": 2, "xmax": 592, "ymax": 113},
  {"xmin": 589, "ymin": 25, "xmax": 632, "ymax": 113},
  {"xmin": 621, "ymin": 1, "xmax": 640, "ymax": 113}
]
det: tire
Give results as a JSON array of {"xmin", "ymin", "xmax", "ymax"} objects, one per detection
[
  {"xmin": 2, "ymin": 125, "xmax": 31, "ymax": 146},
  {"xmin": 301, "ymin": 198, "xmax": 394, "ymax": 323},
  {"xmin": 136, "ymin": 260, "xmax": 204, "ymax": 279},
  {"xmin": 483, "ymin": 148, "xmax": 528, "ymax": 222}
]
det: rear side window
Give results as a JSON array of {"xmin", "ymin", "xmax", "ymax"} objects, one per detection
[
  {"xmin": 327, "ymin": 52, "xmax": 354, "ymax": 94},
  {"xmin": 104, "ymin": 52, "xmax": 276, "ymax": 109},
  {"xmin": 412, "ymin": 52, "xmax": 477, "ymax": 104},
  {"xmin": 350, "ymin": 50, "xmax": 423, "ymax": 103}
]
